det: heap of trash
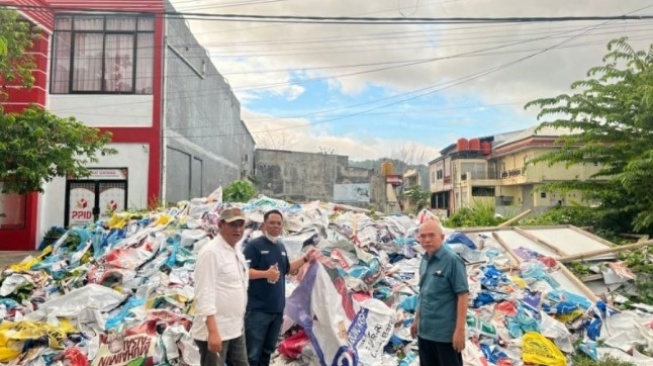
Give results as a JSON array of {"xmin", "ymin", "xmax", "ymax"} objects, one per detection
[{"xmin": 2, "ymin": 188, "xmax": 653, "ymax": 365}]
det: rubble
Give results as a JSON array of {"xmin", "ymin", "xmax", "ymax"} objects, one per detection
[{"xmin": 1, "ymin": 188, "xmax": 653, "ymax": 365}]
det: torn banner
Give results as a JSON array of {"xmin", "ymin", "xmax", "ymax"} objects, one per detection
[{"xmin": 285, "ymin": 261, "xmax": 395, "ymax": 366}]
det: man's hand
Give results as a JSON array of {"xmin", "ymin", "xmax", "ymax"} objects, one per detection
[
  {"xmin": 410, "ymin": 320, "xmax": 418, "ymax": 339},
  {"xmin": 208, "ymin": 330, "xmax": 222, "ymax": 354},
  {"xmin": 266, "ymin": 264, "xmax": 280, "ymax": 283},
  {"xmin": 304, "ymin": 247, "xmax": 319, "ymax": 263},
  {"xmin": 452, "ymin": 326, "xmax": 465, "ymax": 352}
]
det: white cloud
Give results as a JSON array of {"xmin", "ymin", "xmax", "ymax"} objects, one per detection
[
  {"xmin": 207, "ymin": 56, "xmax": 306, "ymax": 101},
  {"xmin": 171, "ymin": 0, "xmax": 653, "ymax": 159},
  {"xmin": 242, "ymin": 108, "xmax": 440, "ymax": 163}
]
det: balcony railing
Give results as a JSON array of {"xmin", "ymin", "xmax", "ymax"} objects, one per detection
[
  {"xmin": 500, "ymin": 169, "xmax": 523, "ymax": 178},
  {"xmin": 459, "ymin": 171, "xmax": 499, "ymax": 180}
]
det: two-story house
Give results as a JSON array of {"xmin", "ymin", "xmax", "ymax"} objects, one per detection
[
  {"xmin": 429, "ymin": 126, "xmax": 601, "ymax": 217},
  {"xmin": 428, "ymin": 136, "xmax": 495, "ymax": 217},
  {"xmin": 489, "ymin": 126, "xmax": 600, "ymax": 216},
  {"xmin": 1, "ymin": 0, "xmax": 255, "ymax": 250}
]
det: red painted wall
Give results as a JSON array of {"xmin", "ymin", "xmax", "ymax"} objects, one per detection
[
  {"xmin": 46, "ymin": 0, "xmax": 163, "ymax": 12},
  {"xmin": 0, "ymin": 25, "xmax": 49, "ymax": 250}
]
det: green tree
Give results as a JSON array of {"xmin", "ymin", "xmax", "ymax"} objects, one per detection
[
  {"xmin": 223, "ymin": 180, "xmax": 257, "ymax": 202},
  {"xmin": 444, "ymin": 201, "xmax": 505, "ymax": 228},
  {"xmin": 0, "ymin": 108, "xmax": 116, "ymax": 194},
  {"xmin": 0, "ymin": 9, "xmax": 115, "ymax": 194},
  {"xmin": 403, "ymin": 186, "xmax": 430, "ymax": 212},
  {"xmin": 526, "ymin": 38, "xmax": 653, "ymax": 234},
  {"xmin": 0, "ymin": 9, "xmax": 38, "ymax": 89}
]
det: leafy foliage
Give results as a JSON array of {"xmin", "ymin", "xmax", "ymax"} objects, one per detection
[
  {"xmin": 223, "ymin": 180, "xmax": 257, "ymax": 202},
  {"xmin": 349, "ymin": 158, "xmax": 414, "ymax": 174},
  {"xmin": 402, "ymin": 186, "xmax": 430, "ymax": 213},
  {"xmin": 0, "ymin": 9, "xmax": 115, "ymax": 194},
  {"xmin": 571, "ymin": 354, "xmax": 634, "ymax": 366},
  {"xmin": 568, "ymin": 261, "xmax": 591, "ymax": 277},
  {"xmin": 0, "ymin": 107, "xmax": 116, "ymax": 194},
  {"xmin": 444, "ymin": 200, "xmax": 506, "ymax": 228},
  {"xmin": 521, "ymin": 206, "xmax": 598, "ymax": 227},
  {"xmin": 0, "ymin": 9, "xmax": 40, "ymax": 94},
  {"xmin": 526, "ymin": 38, "xmax": 653, "ymax": 234}
]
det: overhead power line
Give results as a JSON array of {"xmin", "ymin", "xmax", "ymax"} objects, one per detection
[
  {"xmin": 2, "ymin": 3, "xmax": 653, "ymax": 24},
  {"xmin": 47, "ymin": 33, "xmax": 653, "ymax": 115},
  {"xmin": 164, "ymin": 25, "xmax": 607, "ymax": 139},
  {"xmin": 164, "ymin": 3, "xmax": 650, "ymax": 140}
]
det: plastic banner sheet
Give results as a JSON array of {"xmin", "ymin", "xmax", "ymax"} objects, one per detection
[
  {"xmin": 92, "ymin": 322, "xmax": 157, "ymax": 366},
  {"xmin": 285, "ymin": 262, "xmax": 395, "ymax": 366}
]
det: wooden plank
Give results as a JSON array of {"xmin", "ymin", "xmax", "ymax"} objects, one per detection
[
  {"xmin": 457, "ymin": 224, "xmax": 571, "ymax": 233},
  {"xmin": 454, "ymin": 226, "xmax": 504, "ymax": 233},
  {"xmin": 492, "ymin": 232, "xmax": 522, "ymax": 266},
  {"xmin": 559, "ymin": 240, "xmax": 653, "ymax": 263},
  {"xmin": 558, "ymin": 262, "xmax": 600, "ymax": 302},
  {"xmin": 619, "ymin": 233, "xmax": 649, "ymax": 241},
  {"xmin": 497, "ymin": 209, "xmax": 532, "ymax": 228},
  {"xmin": 513, "ymin": 227, "xmax": 569, "ymax": 256},
  {"xmin": 568, "ymin": 225, "xmax": 616, "ymax": 248},
  {"xmin": 580, "ymin": 274, "xmax": 604, "ymax": 282},
  {"xmin": 514, "ymin": 224, "xmax": 571, "ymax": 230}
]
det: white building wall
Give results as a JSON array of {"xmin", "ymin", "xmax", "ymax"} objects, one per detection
[
  {"xmin": 49, "ymin": 95, "xmax": 153, "ymax": 127},
  {"xmin": 37, "ymin": 143, "xmax": 150, "ymax": 244}
]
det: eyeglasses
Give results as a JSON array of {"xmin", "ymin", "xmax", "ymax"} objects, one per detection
[{"xmin": 419, "ymin": 233, "xmax": 438, "ymax": 239}]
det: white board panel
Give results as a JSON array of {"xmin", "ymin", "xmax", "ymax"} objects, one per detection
[
  {"xmin": 525, "ymin": 228, "xmax": 615, "ymax": 260},
  {"xmin": 495, "ymin": 230, "xmax": 560, "ymax": 258}
]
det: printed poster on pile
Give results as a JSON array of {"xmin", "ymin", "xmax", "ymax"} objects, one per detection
[
  {"xmin": 285, "ymin": 261, "xmax": 395, "ymax": 366},
  {"xmin": 92, "ymin": 331, "xmax": 156, "ymax": 366}
]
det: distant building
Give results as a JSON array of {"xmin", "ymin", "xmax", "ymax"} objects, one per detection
[
  {"xmin": 401, "ymin": 166, "xmax": 429, "ymax": 214},
  {"xmin": 428, "ymin": 126, "xmax": 602, "ymax": 217},
  {"xmin": 253, "ymin": 149, "xmax": 376, "ymax": 207}
]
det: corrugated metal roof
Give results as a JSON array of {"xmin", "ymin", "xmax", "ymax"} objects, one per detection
[{"xmin": 493, "ymin": 125, "xmax": 575, "ymax": 149}]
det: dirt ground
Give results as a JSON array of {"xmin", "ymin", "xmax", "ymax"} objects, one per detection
[{"xmin": 0, "ymin": 251, "xmax": 41, "ymax": 271}]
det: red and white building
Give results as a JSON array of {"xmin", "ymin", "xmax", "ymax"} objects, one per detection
[{"xmin": 0, "ymin": 0, "xmax": 254, "ymax": 250}]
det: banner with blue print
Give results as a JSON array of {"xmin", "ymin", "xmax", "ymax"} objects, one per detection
[{"xmin": 285, "ymin": 262, "xmax": 395, "ymax": 366}]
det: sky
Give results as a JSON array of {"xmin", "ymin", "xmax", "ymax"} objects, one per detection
[{"xmin": 170, "ymin": 0, "xmax": 653, "ymax": 164}]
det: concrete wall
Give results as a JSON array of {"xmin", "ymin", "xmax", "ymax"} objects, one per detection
[
  {"xmin": 49, "ymin": 95, "xmax": 153, "ymax": 127},
  {"xmin": 163, "ymin": 2, "xmax": 255, "ymax": 203},
  {"xmin": 429, "ymin": 158, "xmax": 444, "ymax": 192},
  {"xmin": 492, "ymin": 148, "xmax": 602, "ymax": 183},
  {"xmin": 254, "ymin": 150, "xmax": 373, "ymax": 204}
]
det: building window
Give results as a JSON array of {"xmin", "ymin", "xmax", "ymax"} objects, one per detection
[
  {"xmin": 436, "ymin": 170, "xmax": 443, "ymax": 179},
  {"xmin": 0, "ymin": 183, "xmax": 26, "ymax": 229},
  {"xmin": 540, "ymin": 192, "xmax": 547, "ymax": 198},
  {"xmin": 472, "ymin": 187, "xmax": 495, "ymax": 197},
  {"xmin": 51, "ymin": 14, "xmax": 155, "ymax": 94}
]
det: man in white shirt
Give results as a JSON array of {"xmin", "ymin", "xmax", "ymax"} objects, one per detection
[{"xmin": 191, "ymin": 207, "xmax": 249, "ymax": 366}]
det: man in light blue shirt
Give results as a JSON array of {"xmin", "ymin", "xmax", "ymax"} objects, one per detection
[{"xmin": 411, "ymin": 220, "xmax": 469, "ymax": 366}]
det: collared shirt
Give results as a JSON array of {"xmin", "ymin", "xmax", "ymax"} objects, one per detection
[
  {"xmin": 243, "ymin": 236, "xmax": 290, "ymax": 314},
  {"xmin": 191, "ymin": 234, "xmax": 249, "ymax": 341},
  {"xmin": 418, "ymin": 245, "xmax": 469, "ymax": 343}
]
